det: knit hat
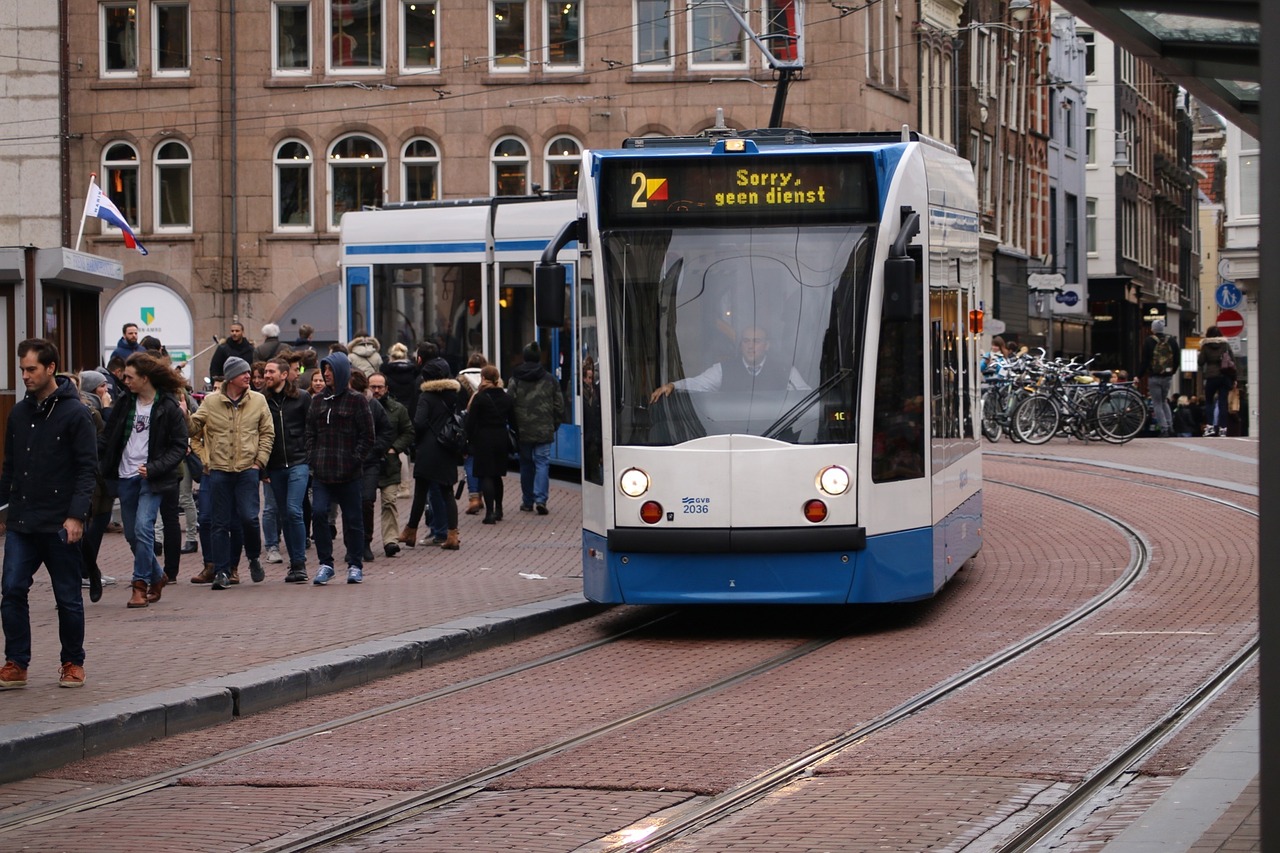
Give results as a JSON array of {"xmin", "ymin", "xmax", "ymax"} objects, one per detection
[
  {"xmin": 222, "ymin": 356, "xmax": 251, "ymax": 381},
  {"xmin": 1152, "ymin": 320, "xmax": 1165, "ymax": 334},
  {"xmin": 79, "ymin": 370, "xmax": 106, "ymax": 393},
  {"xmin": 522, "ymin": 341, "xmax": 541, "ymax": 362}
]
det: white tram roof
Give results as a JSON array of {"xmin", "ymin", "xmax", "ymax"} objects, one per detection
[{"xmin": 340, "ymin": 197, "xmax": 578, "ymax": 266}]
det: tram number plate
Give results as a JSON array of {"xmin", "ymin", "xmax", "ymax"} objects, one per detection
[{"xmin": 681, "ymin": 497, "xmax": 711, "ymax": 515}]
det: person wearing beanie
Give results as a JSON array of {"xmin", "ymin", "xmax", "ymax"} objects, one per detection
[
  {"xmin": 1139, "ymin": 319, "xmax": 1179, "ymax": 437},
  {"xmin": 254, "ymin": 323, "xmax": 285, "ymax": 363},
  {"xmin": 79, "ymin": 370, "xmax": 110, "ymax": 413},
  {"xmin": 188, "ymin": 352, "xmax": 275, "ymax": 590},
  {"xmin": 510, "ymin": 340, "xmax": 563, "ymax": 515}
]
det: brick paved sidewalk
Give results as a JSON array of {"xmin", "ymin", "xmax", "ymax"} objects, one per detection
[{"xmin": 0, "ymin": 480, "xmax": 586, "ymax": 721}]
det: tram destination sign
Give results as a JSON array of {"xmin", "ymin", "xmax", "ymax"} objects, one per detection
[{"xmin": 599, "ymin": 154, "xmax": 876, "ymax": 227}]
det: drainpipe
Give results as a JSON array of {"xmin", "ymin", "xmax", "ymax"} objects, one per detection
[
  {"xmin": 59, "ymin": 0, "xmax": 71, "ymax": 247},
  {"xmin": 229, "ymin": 0, "xmax": 239, "ymax": 318}
]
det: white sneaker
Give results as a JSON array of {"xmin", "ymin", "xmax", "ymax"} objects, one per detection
[{"xmin": 264, "ymin": 546, "xmax": 283, "ymax": 564}]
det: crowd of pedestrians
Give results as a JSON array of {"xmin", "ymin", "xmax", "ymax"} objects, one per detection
[{"xmin": 1, "ymin": 322, "xmax": 564, "ymax": 689}]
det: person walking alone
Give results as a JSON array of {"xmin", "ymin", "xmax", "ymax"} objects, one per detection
[
  {"xmin": 465, "ymin": 365, "xmax": 517, "ymax": 525},
  {"xmin": 99, "ymin": 352, "xmax": 189, "ymax": 607},
  {"xmin": 1139, "ymin": 319, "xmax": 1180, "ymax": 437},
  {"xmin": 1, "ymin": 340, "xmax": 97, "ymax": 689},
  {"xmin": 510, "ymin": 342, "xmax": 562, "ymax": 515},
  {"xmin": 1198, "ymin": 325, "xmax": 1236, "ymax": 436}
]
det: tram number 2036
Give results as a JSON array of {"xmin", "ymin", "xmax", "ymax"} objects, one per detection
[{"xmin": 681, "ymin": 498, "xmax": 711, "ymax": 514}]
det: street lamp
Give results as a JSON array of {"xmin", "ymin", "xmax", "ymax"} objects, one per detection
[
  {"xmin": 1009, "ymin": 0, "xmax": 1033, "ymax": 23},
  {"xmin": 1113, "ymin": 130, "xmax": 1132, "ymax": 176}
]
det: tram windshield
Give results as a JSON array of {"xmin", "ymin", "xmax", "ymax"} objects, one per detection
[{"xmin": 603, "ymin": 225, "xmax": 874, "ymax": 447}]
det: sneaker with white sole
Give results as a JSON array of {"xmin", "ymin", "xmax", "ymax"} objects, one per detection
[
  {"xmin": 347, "ymin": 565, "xmax": 364, "ymax": 584},
  {"xmin": 264, "ymin": 546, "xmax": 283, "ymax": 564},
  {"xmin": 313, "ymin": 565, "xmax": 335, "ymax": 585}
]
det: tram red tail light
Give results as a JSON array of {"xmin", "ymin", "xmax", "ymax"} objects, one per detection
[
  {"xmin": 803, "ymin": 499, "xmax": 828, "ymax": 523},
  {"xmin": 640, "ymin": 501, "xmax": 664, "ymax": 524}
]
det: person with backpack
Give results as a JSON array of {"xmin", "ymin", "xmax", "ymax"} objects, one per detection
[
  {"xmin": 404, "ymin": 360, "xmax": 463, "ymax": 551},
  {"xmin": 1198, "ymin": 325, "xmax": 1236, "ymax": 437},
  {"xmin": 1139, "ymin": 320, "xmax": 1180, "ymax": 437}
]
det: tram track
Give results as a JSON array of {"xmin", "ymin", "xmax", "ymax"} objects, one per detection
[
  {"xmin": 596, "ymin": 467, "xmax": 1259, "ymax": 853},
  {"xmin": 1, "ymin": 462, "xmax": 1256, "ymax": 853}
]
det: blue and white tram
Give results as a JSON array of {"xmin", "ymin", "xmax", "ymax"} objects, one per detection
[
  {"xmin": 537, "ymin": 128, "xmax": 982, "ymax": 604},
  {"xmin": 339, "ymin": 196, "xmax": 582, "ymax": 467}
]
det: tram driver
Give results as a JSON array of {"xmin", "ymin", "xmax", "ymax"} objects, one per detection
[{"xmin": 649, "ymin": 326, "xmax": 811, "ymax": 404}]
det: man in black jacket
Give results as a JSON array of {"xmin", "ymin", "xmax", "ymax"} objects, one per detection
[
  {"xmin": 209, "ymin": 322, "xmax": 256, "ymax": 382},
  {"xmin": 262, "ymin": 358, "xmax": 312, "ymax": 582},
  {"xmin": 1, "ymin": 339, "xmax": 97, "ymax": 689}
]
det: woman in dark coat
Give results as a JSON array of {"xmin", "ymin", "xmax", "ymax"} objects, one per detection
[
  {"xmin": 407, "ymin": 360, "xmax": 463, "ymax": 549},
  {"xmin": 465, "ymin": 364, "xmax": 517, "ymax": 524}
]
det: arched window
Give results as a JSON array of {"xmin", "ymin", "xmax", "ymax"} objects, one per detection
[
  {"xmin": 491, "ymin": 137, "xmax": 528, "ymax": 196},
  {"xmin": 101, "ymin": 142, "xmax": 140, "ymax": 230},
  {"xmin": 544, "ymin": 136, "xmax": 580, "ymax": 192},
  {"xmin": 402, "ymin": 138, "xmax": 440, "ymax": 202},
  {"xmin": 154, "ymin": 140, "xmax": 192, "ymax": 231},
  {"xmin": 274, "ymin": 140, "xmax": 312, "ymax": 230},
  {"xmin": 329, "ymin": 134, "xmax": 385, "ymax": 227}
]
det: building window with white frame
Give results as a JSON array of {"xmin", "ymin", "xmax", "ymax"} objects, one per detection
[
  {"xmin": 1085, "ymin": 197, "xmax": 1097, "ymax": 254},
  {"xmin": 101, "ymin": 142, "xmax": 141, "ymax": 230},
  {"xmin": 491, "ymin": 137, "xmax": 529, "ymax": 196},
  {"xmin": 1085, "ymin": 109, "xmax": 1096, "ymax": 165},
  {"xmin": 274, "ymin": 140, "xmax": 312, "ymax": 230},
  {"xmin": 545, "ymin": 136, "xmax": 580, "ymax": 191},
  {"xmin": 154, "ymin": 3, "xmax": 190, "ymax": 74},
  {"xmin": 102, "ymin": 4, "xmax": 138, "ymax": 75},
  {"xmin": 154, "ymin": 140, "xmax": 192, "ymax": 231},
  {"xmin": 635, "ymin": 0, "xmax": 672, "ymax": 68},
  {"xmin": 329, "ymin": 0, "xmax": 384, "ymax": 72},
  {"xmin": 1237, "ymin": 130, "xmax": 1259, "ymax": 218},
  {"xmin": 402, "ymin": 1, "xmax": 439, "ymax": 70},
  {"xmin": 865, "ymin": 0, "xmax": 898, "ymax": 87},
  {"xmin": 690, "ymin": 0, "xmax": 747, "ymax": 68},
  {"xmin": 545, "ymin": 1, "xmax": 581, "ymax": 69},
  {"xmin": 402, "ymin": 138, "xmax": 440, "ymax": 201},
  {"xmin": 274, "ymin": 2, "xmax": 311, "ymax": 73},
  {"xmin": 491, "ymin": 1, "xmax": 529, "ymax": 70},
  {"xmin": 329, "ymin": 134, "xmax": 386, "ymax": 227}
]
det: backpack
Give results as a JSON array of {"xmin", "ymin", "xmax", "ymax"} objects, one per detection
[
  {"xmin": 432, "ymin": 408, "xmax": 468, "ymax": 457},
  {"xmin": 1220, "ymin": 346, "xmax": 1237, "ymax": 377},
  {"xmin": 1150, "ymin": 334, "xmax": 1174, "ymax": 376}
]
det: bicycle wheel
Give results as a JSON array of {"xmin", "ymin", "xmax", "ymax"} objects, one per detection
[
  {"xmin": 1095, "ymin": 387, "xmax": 1147, "ymax": 444},
  {"xmin": 1011, "ymin": 395, "xmax": 1059, "ymax": 444},
  {"xmin": 981, "ymin": 389, "xmax": 1002, "ymax": 442}
]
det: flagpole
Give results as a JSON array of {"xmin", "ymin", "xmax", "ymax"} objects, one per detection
[{"xmin": 74, "ymin": 173, "xmax": 96, "ymax": 253}]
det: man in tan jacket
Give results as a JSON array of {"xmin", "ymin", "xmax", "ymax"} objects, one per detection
[{"xmin": 188, "ymin": 357, "xmax": 274, "ymax": 589}]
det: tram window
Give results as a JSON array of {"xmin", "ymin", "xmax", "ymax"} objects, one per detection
[{"xmin": 872, "ymin": 251, "xmax": 925, "ymax": 483}]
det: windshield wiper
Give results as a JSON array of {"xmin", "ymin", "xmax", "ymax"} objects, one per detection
[{"xmin": 762, "ymin": 368, "xmax": 852, "ymax": 440}]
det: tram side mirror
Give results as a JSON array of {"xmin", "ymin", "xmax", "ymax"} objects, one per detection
[
  {"xmin": 535, "ymin": 263, "xmax": 567, "ymax": 328},
  {"xmin": 883, "ymin": 255, "xmax": 917, "ymax": 321}
]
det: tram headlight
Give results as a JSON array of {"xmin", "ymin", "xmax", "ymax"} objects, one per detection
[
  {"xmin": 817, "ymin": 465, "xmax": 851, "ymax": 496},
  {"xmin": 619, "ymin": 467, "xmax": 650, "ymax": 497}
]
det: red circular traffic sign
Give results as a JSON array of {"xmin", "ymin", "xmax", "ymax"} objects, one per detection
[{"xmin": 1217, "ymin": 309, "xmax": 1244, "ymax": 337}]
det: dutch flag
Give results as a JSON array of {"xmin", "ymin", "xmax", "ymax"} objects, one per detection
[{"xmin": 83, "ymin": 179, "xmax": 148, "ymax": 255}]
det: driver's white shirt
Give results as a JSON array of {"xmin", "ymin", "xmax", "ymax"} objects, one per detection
[{"xmin": 671, "ymin": 357, "xmax": 811, "ymax": 393}]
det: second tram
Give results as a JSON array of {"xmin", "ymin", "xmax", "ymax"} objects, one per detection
[
  {"xmin": 339, "ymin": 196, "xmax": 582, "ymax": 467},
  {"xmin": 538, "ymin": 128, "xmax": 983, "ymax": 604}
]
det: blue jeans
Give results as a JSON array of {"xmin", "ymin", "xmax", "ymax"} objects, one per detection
[
  {"xmin": 311, "ymin": 478, "xmax": 364, "ymax": 569},
  {"xmin": 518, "ymin": 441, "xmax": 552, "ymax": 507},
  {"xmin": 2, "ymin": 529, "xmax": 85, "ymax": 669},
  {"xmin": 264, "ymin": 464, "xmax": 309, "ymax": 565},
  {"xmin": 117, "ymin": 476, "xmax": 164, "ymax": 584},
  {"xmin": 464, "ymin": 455, "xmax": 479, "ymax": 495},
  {"xmin": 261, "ymin": 482, "xmax": 279, "ymax": 548},
  {"xmin": 207, "ymin": 469, "xmax": 263, "ymax": 574}
]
